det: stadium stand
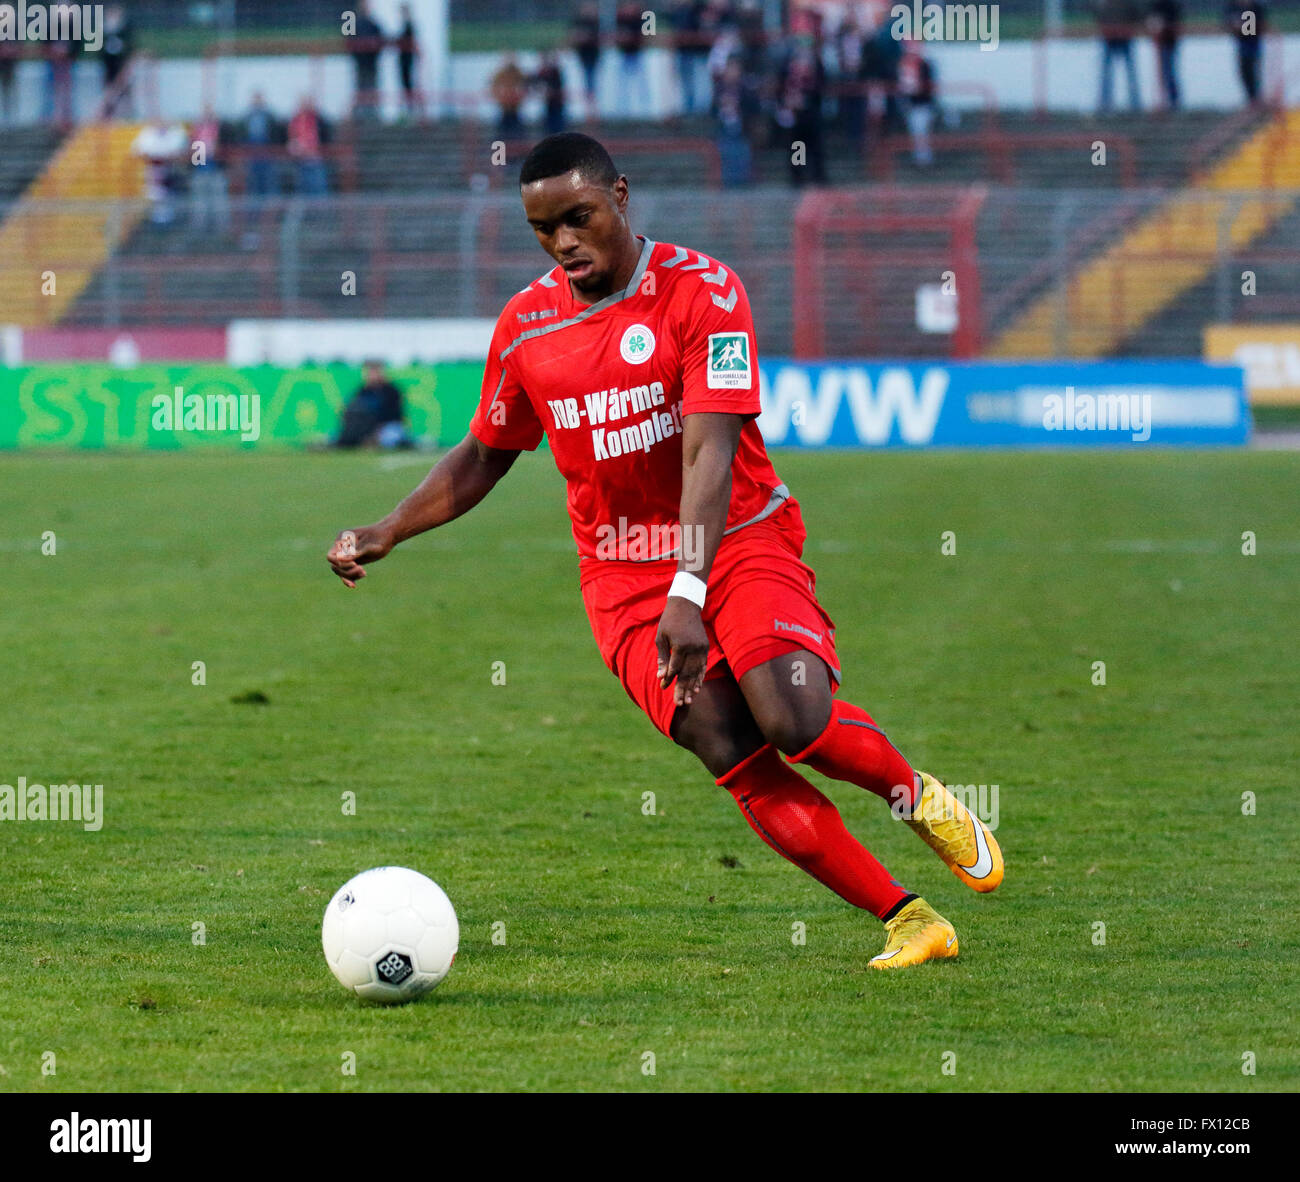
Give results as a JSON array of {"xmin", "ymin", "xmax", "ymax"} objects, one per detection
[
  {"xmin": 0, "ymin": 126, "xmax": 64, "ymax": 199},
  {"xmin": 0, "ymin": 124, "xmax": 144, "ymax": 326},
  {"xmin": 0, "ymin": 0, "xmax": 1294, "ymax": 360},
  {"xmin": 0, "ymin": 101, "xmax": 1277, "ymax": 360}
]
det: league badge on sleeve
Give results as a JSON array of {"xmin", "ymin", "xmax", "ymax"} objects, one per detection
[{"xmin": 707, "ymin": 332, "xmax": 752, "ymax": 389}]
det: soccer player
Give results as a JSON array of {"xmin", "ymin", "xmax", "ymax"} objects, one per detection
[{"xmin": 327, "ymin": 133, "xmax": 1002, "ymax": 969}]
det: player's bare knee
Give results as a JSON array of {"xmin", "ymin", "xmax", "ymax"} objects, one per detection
[
  {"xmin": 670, "ymin": 680, "xmax": 766, "ymax": 779},
  {"xmin": 756, "ymin": 692, "xmax": 832, "ymax": 757},
  {"xmin": 740, "ymin": 649, "xmax": 833, "ymax": 755},
  {"xmin": 707, "ymin": 736, "xmax": 764, "ymax": 780},
  {"xmin": 674, "ymin": 716, "xmax": 759, "ymax": 780},
  {"xmin": 759, "ymin": 715, "xmax": 813, "ymax": 757}
]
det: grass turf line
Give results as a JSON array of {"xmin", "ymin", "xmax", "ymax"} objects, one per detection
[{"xmin": 2, "ymin": 448, "xmax": 1297, "ymax": 1091}]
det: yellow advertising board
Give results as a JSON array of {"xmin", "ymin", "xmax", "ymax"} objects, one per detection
[{"xmin": 1204, "ymin": 325, "xmax": 1300, "ymax": 406}]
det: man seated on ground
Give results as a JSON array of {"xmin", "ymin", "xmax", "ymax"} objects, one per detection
[{"xmin": 335, "ymin": 361, "xmax": 413, "ymax": 449}]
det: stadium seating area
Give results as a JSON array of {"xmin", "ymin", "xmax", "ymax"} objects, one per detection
[
  {"xmin": 0, "ymin": 0, "xmax": 1292, "ymax": 361},
  {"xmin": 347, "ymin": 108, "xmax": 1273, "ymax": 193},
  {"xmin": 0, "ymin": 125, "xmax": 63, "ymax": 199},
  {"xmin": 2, "ymin": 101, "xmax": 1290, "ymax": 359}
]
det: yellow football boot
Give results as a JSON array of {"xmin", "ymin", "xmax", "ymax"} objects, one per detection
[
  {"xmin": 870, "ymin": 897, "xmax": 958, "ymax": 970},
  {"xmin": 904, "ymin": 772, "xmax": 1004, "ymax": 893}
]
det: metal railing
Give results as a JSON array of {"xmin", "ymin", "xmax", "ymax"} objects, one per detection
[{"xmin": 1, "ymin": 186, "xmax": 1295, "ymax": 360}]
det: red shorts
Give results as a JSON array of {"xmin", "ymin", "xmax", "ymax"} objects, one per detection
[{"xmin": 578, "ymin": 498, "xmax": 841, "ymax": 737}]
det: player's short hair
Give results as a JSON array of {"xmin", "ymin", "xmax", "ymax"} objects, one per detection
[{"xmin": 519, "ymin": 132, "xmax": 618, "ymax": 189}]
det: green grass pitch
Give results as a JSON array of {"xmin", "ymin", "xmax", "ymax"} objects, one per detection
[{"xmin": 3, "ymin": 447, "xmax": 1297, "ymax": 1092}]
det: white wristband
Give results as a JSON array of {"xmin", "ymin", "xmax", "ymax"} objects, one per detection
[{"xmin": 668, "ymin": 571, "xmax": 707, "ymax": 608}]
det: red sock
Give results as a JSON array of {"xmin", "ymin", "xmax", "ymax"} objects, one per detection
[
  {"xmin": 788, "ymin": 699, "xmax": 919, "ymax": 812},
  {"xmin": 718, "ymin": 744, "xmax": 912, "ymax": 920}
]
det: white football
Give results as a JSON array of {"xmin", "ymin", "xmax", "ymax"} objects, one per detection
[{"xmin": 322, "ymin": 867, "xmax": 459, "ymax": 1004}]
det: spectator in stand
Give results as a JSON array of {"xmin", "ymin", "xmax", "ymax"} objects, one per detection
[
  {"xmin": 335, "ymin": 362, "xmax": 412, "ymax": 449},
  {"xmin": 1148, "ymin": 0, "xmax": 1182, "ymax": 109},
  {"xmin": 701, "ymin": 1, "xmax": 734, "ymax": 41},
  {"xmin": 616, "ymin": 2, "xmax": 650, "ymax": 117},
  {"xmin": 396, "ymin": 4, "xmax": 420, "ymax": 118},
  {"xmin": 100, "ymin": 4, "xmax": 133, "ymax": 116},
  {"xmin": 706, "ymin": 21, "xmax": 741, "ymax": 92},
  {"xmin": 570, "ymin": 4, "xmax": 601, "ymax": 120},
  {"xmin": 131, "ymin": 119, "xmax": 188, "ymax": 225},
  {"xmin": 532, "ymin": 50, "xmax": 567, "ymax": 135},
  {"xmin": 707, "ymin": 10, "xmax": 764, "ymax": 140},
  {"xmin": 836, "ymin": 5, "xmax": 869, "ymax": 149},
  {"xmin": 898, "ymin": 43, "xmax": 936, "ymax": 167},
  {"xmin": 670, "ymin": 0, "xmax": 705, "ymax": 116},
  {"xmin": 865, "ymin": 12, "xmax": 904, "ymax": 136},
  {"xmin": 1094, "ymin": 0, "xmax": 1142, "ymax": 112},
  {"xmin": 1224, "ymin": 1, "xmax": 1267, "ymax": 105},
  {"xmin": 775, "ymin": 28, "xmax": 826, "ymax": 187},
  {"xmin": 734, "ymin": 1, "xmax": 770, "ymax": 120},
  {"xmin": 189, "ymin": 105, "xmax": 230, "ymax": 234},
  {"xmin": 349, "ymin": 0, "xmax": 385, "ymax": 120},
  {"xmin": 45, "ymin": 30, "xmax": 77, "ymax": 127},
  {"xmin": 241, "ymin": 92, "xmax": 281, "ymax": 197},
  {"xmin": 696, "ymin": 0, "xmax": 731, "ymax": 114},
  {"xmin": 288, "ymin": 97, "xmax": 329, "ymax": 195},
  {"xmin": 0, "ymin": 7, "xmax": 19, "ymax": 126},
  {"xmin": 490, "ymin": 54, "xmax": 528, "ymax": 136},
  {"xmin": 713, "ymin": 55, "xmax": 753, "ymax": 187}
]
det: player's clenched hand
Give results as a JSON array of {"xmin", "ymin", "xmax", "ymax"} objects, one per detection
[
  {"xmin": 656, "ymin": 596, "xmax": 709, "ymax": 707},
  {"xmin": 326, "ymin": 525, "xmax": 394, "ymax": 589}
]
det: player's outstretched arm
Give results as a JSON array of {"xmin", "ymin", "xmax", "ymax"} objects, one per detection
[{"xmin": 326, "ymin": 432, "xmax": 521, "ymax": 588}]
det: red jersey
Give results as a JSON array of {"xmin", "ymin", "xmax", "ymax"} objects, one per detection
[{"xmin": 469, "ymin": 236, "xmax": 789, "ymax": 562}]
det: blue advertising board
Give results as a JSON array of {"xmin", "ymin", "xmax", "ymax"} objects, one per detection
[{"xmin": 756, "ymin": 361, "xmax": 1250, "ymax": 448}]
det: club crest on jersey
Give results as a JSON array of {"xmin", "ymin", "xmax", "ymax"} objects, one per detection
[
  {"xmin": 619, "ymin": 323, "xmax": 656, "ymax": 365},
  {"xmin": 707, "ymin": 332, "xmax": 751, "ymax": 389}
]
